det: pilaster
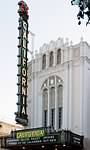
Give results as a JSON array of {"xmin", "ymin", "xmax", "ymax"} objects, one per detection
[
  {"xmin": 68, "ymin": 61, "xmax": 73, "ymax": 130},
  {"xmin": 62, "ymin": 63, "xmax": 69, "ymax": 129},
  {"xmin": 47, "ymin": 80, "xmax": 50, "ymax": 126},
  {"xmin": 31, "ymin": 59, "xmax": 34, "ymax": 128},
  {"xmin": 53, "ymin": 50, "xmax": 57, "ymax": 67},
  {"xmin": 80, "ymin": 40, "xmax": 84, "ymax": 134},
  {"xmin": 68, "ymin": 44, "xmax": 73, "ymax": 130},
  {"xmin": 46, "ymin": 51, "xmax": 49, "ymax": 69},
  {"xmin": 83, "ymin": 59, "xmax": 88, "ymax": 136},
  {"xmin": 55, "ymin": 77, "xmax": 58, "ymax": 130}
]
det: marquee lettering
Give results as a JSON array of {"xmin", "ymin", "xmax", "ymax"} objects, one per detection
[{"xmin": 16, "ymin": 129, "xmax": 45, "ymax": 139}]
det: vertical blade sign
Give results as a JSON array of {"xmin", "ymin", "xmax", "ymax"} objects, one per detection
[{"xmin": 15, "ymin": 0, "xmax": 29, "ymax": 126}]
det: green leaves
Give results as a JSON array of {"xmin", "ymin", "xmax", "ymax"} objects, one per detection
[{"xmin": 73, "ymin": 0, "xmax": 80, "ymax": 5}]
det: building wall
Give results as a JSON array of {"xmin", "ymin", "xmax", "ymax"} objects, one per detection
[
  {"xmin": 0, "ymin": 121, "xmax": 23, "ymax": 150},
  {"xmin": 71, "ymin": 62, "xmax": 80, "ymax": 133},
  {"xmin": 0, "ymin": 121, "xmax": 22, "ymax": 137},
  {"xmin": 27, "ymin": 37, "xmax": 90, "ymax": 149}
]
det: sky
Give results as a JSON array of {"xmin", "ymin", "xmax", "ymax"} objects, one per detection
[{"xmin": 0, "ymin": 0, "xmax": 90, "ymax": 123}]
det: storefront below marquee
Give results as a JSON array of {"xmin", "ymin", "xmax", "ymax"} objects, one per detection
[
  {"xmin": 2, "ymin": 145, "xmax": 83, "ymax": 150},
  {"xmin": 1, "ymin": 127, "xmax": 84, "ymax": 150}
]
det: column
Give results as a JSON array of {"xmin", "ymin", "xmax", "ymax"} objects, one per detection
[
  {"xmin": 31, "ymin": 59, "xmax": 34, "ymax": 128},
  {"xmin": 83, "ymin": 59, "xmax": 87, "ymax": 136},
  {"xmin": 53, "ymin": 50, "xmax": 57, "ymax": 67},
  {"xmin": 63, "ymin": 46, "xmax": 69, "ymax": 129},
  {"xmin": 33, "ymin": 59, "xmax": 38, "ymax": 128},
  {"xmin": 46, "ymin": 51, "xmax": 49, "ymax": 69},
  {"xmin": 55, "ymin": 85, "xmax": 58, "ymax": 131},
  {"xmin": 61, "ymin": 49, "xmax": 63, "ymax": 64},
  {"xmin": 62, "ymin": 63, "xmax": 69, "ymax": 129},
  {"xmin": 68, "ymin": 61, "xmax": 73, "ymax": 130},
  {"xmin": 38, "ymin": 91, "xmax": 42, "ymax": 127},
  {"xmin": 68, "ymin": 44, "xmax": 73, "ymax": 130},
  {"xmin": 80, "ymin": 40, "xmax": 84, "ymax": 134},
  {"xmin": 40, "ymin": 54, "xmax": 42, "ymax": 71},
  {"xmin": 80, "ymin": 58, "xmax": 84, "ymax": 134},
  {"xmin": 47, "ymin": 87, "xmax": 50, "ymax": 126}
]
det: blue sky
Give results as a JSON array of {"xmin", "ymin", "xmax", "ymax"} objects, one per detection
[{"xmin": 0, "ymin": 0, "xmax": 90, "ymax": 123}]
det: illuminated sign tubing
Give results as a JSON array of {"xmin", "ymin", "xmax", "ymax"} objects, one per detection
[
  {"xmin": 15, "ymin": 1, "xmax": 29, "ymax": 126},
  {"xmin": 16, "ymin": 129, "xmax": 45, "ymax": 139}
]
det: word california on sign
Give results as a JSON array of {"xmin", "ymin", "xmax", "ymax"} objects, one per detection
[
  {"xmin": 16, "ymin": 129, "xmax": 45, "ymax": 139},
  {"xmin": 15, "ymin": 1, "xmax": 29, "ymax": 126}
]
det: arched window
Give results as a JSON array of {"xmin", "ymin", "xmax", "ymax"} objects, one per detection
[
  {"xmin": 42, "ymin": 76, "xmax": 63, "ymax": 129},
  {"xmin": 57, "ymin": 49, "xmax": 61, "ymax": 64},
  {"xmin": 57, "ymin": 85, "xmax": 63, "ymax": 129},
  {"xmin": 43, "ymin": 89, "xmax": 48, "ymax": 110},
  {"xmin": 49, "ymin": 51, "xmax": 53, "ymax": 67},
  {"xmin": 42, "ymin": 54, "xmax": 46, "ymax": 69},
  {"xmin": 43, "ymin": 89, "xmax": 48, "ymax": 127}
]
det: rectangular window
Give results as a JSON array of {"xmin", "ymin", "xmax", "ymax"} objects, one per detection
[
  {"xmin": 58, "ymin": 107, "xmax": 62, "ymax": 129},
  {"xmin": 44, "ymin": 110, "xmax": 47, "ymax": 127},
  {"xmin": 51, "ymin": 109, "xmax": 55, "ymax": 127}
]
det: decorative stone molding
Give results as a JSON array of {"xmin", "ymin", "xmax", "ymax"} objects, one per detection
[
  {"xmin": 56, "ymin": 76, "xmax": 63, "ymax": 85},
  {"xmin": 39, "ymin": 43, "xmax": 49, "ymax": 53},
  {"xmin": 56, "ymin": 37, "xmax": 64, "ymax": 49},
  {"xmin": 70, "ymin": 40, "xmax": 73, "ymax": 46},
  {"xmin": 49, "ymin": 76, "xmax": 55, "ymax": 86},
  {"xmin": 73, "ymin": 48, "xmax": 80, "ymax": 58},
  {"xmin": 84, "ymin": 56, "xmax": 90, "ymax": 64},
  {"xmin": 48, "ymin": 40, "xmax": 56, "ymax": 51},
  {"xmin": 65, "ymin": 38, "xmax": 69, "ymax": 47},
  {"xmin": 41, "ymin": 76, "xmax": 63, "ymax": 90}
]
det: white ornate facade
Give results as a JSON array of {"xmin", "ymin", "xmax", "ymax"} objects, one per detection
[{"xmin": 27, "ymin": 37, "xmax": 90, "ymax": 149}]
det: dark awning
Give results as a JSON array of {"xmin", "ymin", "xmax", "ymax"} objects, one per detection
[{"xmin": 1, "ymin": 127, "xmax": 84, "ymax": 150}]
